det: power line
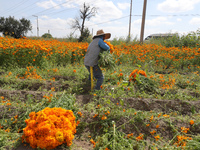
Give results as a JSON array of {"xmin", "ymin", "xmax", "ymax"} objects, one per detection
[
  {"xmin": 133, "ymin": 14, "xmax": 200, "ymax": 17},
  {"xmin": 88, "ymin": 15, "xmax": 130, "ymax": 26},
  {"xmin": 44, "ymin": 7, "xmax": 77, "ymax": 16},
  {"xmin": 32, "ymin": 0, "xmax": 75, "ymax": 16},
  {"xmin": 1, "ymin": 0, "xmax": 32, "ymax": 16},
  {"xmin": 14, "ymin": 0, "xmax": 43, "ymax": 16}
]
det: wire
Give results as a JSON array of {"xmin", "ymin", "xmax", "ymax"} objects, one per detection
[
  {"xmin": 32, "ymin": 0, "xmax": 75, "ymax": 16},
  {"xmin": 88, "ymin": 15, "xmax": 130, "ymax": 26},
  {"xmin": 44, "ymin": 7, "xmax": 78, "ymax": 16},
  {"xmin": 1, "ymin": 0, "xmax": 31, "ymax": 15},
  {"xmin": 132, "ymin": 14, "xmax": 200, "ymax": 17},
  {"xmin": 14, "ymin": 0, "xmax": 43, "ymax": 16}
]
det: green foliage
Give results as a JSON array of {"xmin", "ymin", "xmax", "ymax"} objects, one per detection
[
  {"xmin": 150, "ymin": 30, "xmax": 200, "ymax": 48},
  {"xmin": 131, "ymin": 75, "xmax": 159, "ymax": 94},
  {"xmin": 0, "ymin": 16, "xmax": 32, "ymax": 38},
  {"xmin": 0, "ymin": 92, "xmax": 77, "ymax": 135},
  {"xmin": 187, "ymin": 136, "xmax": 200, "ymax": 149},
  {"xmin": 94, "ymin": 130, "xmax": 139, "ymax": 150},
  {"xmin": 78, "ymin": 28, "xmax": 92, "ymax": 42},
  {"xmin": 0, "ymin": 130, "xmax": 22, "ymax": 150},
  {"xmin": 41, "ymin": 33, "xmax": 53, "ymax": 38},
  {"xmin": 98, "ymin": 51, "xmax": 116, "ymax": 70},
  {"xmin": 65, "ymin": 32, "xmax": 78, "ymax": 42},
  {"xmin": 47, "ymin": 91, "xmax": 77, "ymax": 112},
  {"xmin": 111, "ymin": 36, "xmax": 139, "ymax": 46}
]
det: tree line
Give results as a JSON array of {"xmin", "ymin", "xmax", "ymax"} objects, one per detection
[{"xmin": 0, "ymin": 3, "xmax": 96, "ymax": 42}]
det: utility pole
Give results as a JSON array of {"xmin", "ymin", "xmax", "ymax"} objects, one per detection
[
  {"xmin": 140, "ymin": 0, "xmax": 147, "ymax": 43},
  {"xmin": 33, "ymin": 15, "xmax": 39, "ymax": 37},
  {"xmin": 128, "ymin": 0, "xmax": 133, "ymax": 42}
]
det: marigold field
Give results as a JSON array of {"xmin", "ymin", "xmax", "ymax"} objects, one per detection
[{"xmin": 0, "ymin": 36, "xmax": 200, "ymax": 150}]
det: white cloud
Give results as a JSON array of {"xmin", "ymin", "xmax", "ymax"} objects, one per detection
[
  {"xmin": 94, "ymin": 1, "xmax": 123, "ymax": 20},
  {"xmin": 39, "ymin": 17, "xmax": 70, "ymax": 29},
  {"xmin": 30, "ymin": 17, "xmax": 73, "ymax": 37},
  {"xmin": 177, "ymin": 18, "xmax": 182, "ymax": 22},
  {"xmin": 117, "ymin": 2, "xmax": 130, "ymax": 10},
  {"xmin": 36, "ymin": 0, "xmax": 60, "ymax": 9},
  {"xmin": 97, "ymin": 26, "xmax": 129, "ymax": 40},
  {"xmin": 146, "ymin": 17, "xmax": 174, "ymax": 26},
  {"xmin": 189, "ymin": 17, "xmax": 200, "ymax": 25},
  {"xmin": 132, "ymin": 17, "xmax": 173, "ymax": 28},
  {"xmin": 41, "ymin": 15, "xmax": 49, "ymax": 19},
  {"xmin": 157, "ymin": 0, "xmax": 200, "ymax": 13}
]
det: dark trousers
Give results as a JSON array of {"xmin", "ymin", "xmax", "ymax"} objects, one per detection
[{"xmin": 85, "ymin": 65, "xmax": 104, "ymax": 90}]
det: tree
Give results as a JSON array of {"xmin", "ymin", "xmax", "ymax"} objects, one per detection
[
  {"xmin": 42, "ymin": 33, "xmax": 53, "ymax": 38},
  {"xmin": 70, "ymin": 3, "xmax": 97, "ymax": 42},
  {"xmin": 0, "ymin": 16, "xmax": 32, "ymax": 38},
  {"xmin": 78, "ymin": 28, "xmax": 91, "ymax": 42}
]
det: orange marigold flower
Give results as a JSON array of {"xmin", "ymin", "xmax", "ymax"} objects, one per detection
[
  {"xmin": 146, "ymin": 124, "xmax": 150, "ymax": 127},
  {"xmin": 156, "ymin": 124, "xmax": 160, "ymax": 128},
  {"xmin": 77, "ymin": 112, "xmax": 83, "ymax": 117},
  {"xmin": 150, "ymin": 130, "xmax": 156, "ymax": 135},
  {"xmin": 90, "ymin": 139, "xmax": 96, "ymax": 148},
  {"xmin": 136, "ymin": 133, "xmax": 144, "ymax": 141},
  {"xmin": 127, "ymin": 133, "xmax": 133, "ymax": 138},
  {"xmin": 6, "ymin": 103, "xmax": 11, "ymax": 106},
  {"xmin": 93, "ymin": 114, "xmax": 98, "ymax": 118},
  {"xmin": 73, "ymin": 69, "xmax": 76, "ymax": 73},
  {"xmin": 181, "ymin": 127, "xmax": 189, "ymax": 133},
  {"xmin": 55, "ymin": 131, "xmax": 64, "ymax": 142},
  {"xmin": 105, "ymin": 110, "xmax": 110, "ymax": 115},
  {"xmin": 118, "ymin": 73, "xmax": 123, "ymax": 76},
  {"xmin": 101, "ymin": 115, "xmax": 107, "ymax": 120},
  {"xmin": 154, "ymin": 135, "xmax": 160, "ymax": 141},
  {"xmin": 157, "ymin": 113, "xmax": 162, "ymax": 118},
  {"xmin": 163, "ymin": 114, "xmax": 170, "ymax": 118},
  {"xmin": 0, "ymin": 123, "xmax": 3, "ymax": 129},
  {"xmin": 129, "ymin": 69, "xmax": 147, "ymax": 81},
  {"xmin": 150, "ymin": 115, "xmax": 154, "ymax": 122},
  {"xmin": 76, "ymin": 120, "xmax": 80, "ymax": 126},
  {"xmin": 190, "ymin": 120, "xmax": 194, "ymax": 125},
  {"xmin": 51, "ymin": 87, "xmax": 55, "ymax": 91},
  {"xmin": 14, "ymin": 115, "xmax": 18, "ymax": 119}
]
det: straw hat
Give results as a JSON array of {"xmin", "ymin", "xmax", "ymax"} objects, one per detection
[{"xmin": 93, "ymin": 29, "xmax": 111, "ymax": 39}]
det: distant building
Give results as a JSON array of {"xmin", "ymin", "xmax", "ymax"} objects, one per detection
[{"xmin": 145, "ymin": 33, "xmax": 178, "ymax": 41}]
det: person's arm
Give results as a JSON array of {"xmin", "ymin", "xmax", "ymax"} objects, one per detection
[{"xmin": 98, "ymin": 38, "xmax": 110, "ymax": 51}]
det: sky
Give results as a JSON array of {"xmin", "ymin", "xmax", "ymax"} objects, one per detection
[{"xmin": 0, "ymin": 0, "xmax": 200, "ymax": 40}]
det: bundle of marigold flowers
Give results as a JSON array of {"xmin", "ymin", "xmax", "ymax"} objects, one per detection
[
  {"xmin": 104, "ymin": 41, "xmax": 114, "ymax": 54},
  {"xmin": 129, "ymin": 69, "xmax": 147, "ymax": 82},
  {"xmin": 99, "ymin": 41, "xmax": 115, "ymax": 69},
  {"xmin": 22, "ymin": 107, "xmax": 77, "ymax": 150}
]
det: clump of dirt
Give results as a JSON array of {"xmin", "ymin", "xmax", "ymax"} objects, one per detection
[
  {"xmin": 0, "ymin": 89, "xmax": 46, "ymax": 101},
  {"xmin": 14, "ymin": 139, "xmax": 93, "ymax": 150},
  {"xmin": 53, "ymin": 75, "xmax": 76, "ymax": 81},
  {"xmin": 113, "ymin": 97, "xmax": 200, "ymax": 115}
]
